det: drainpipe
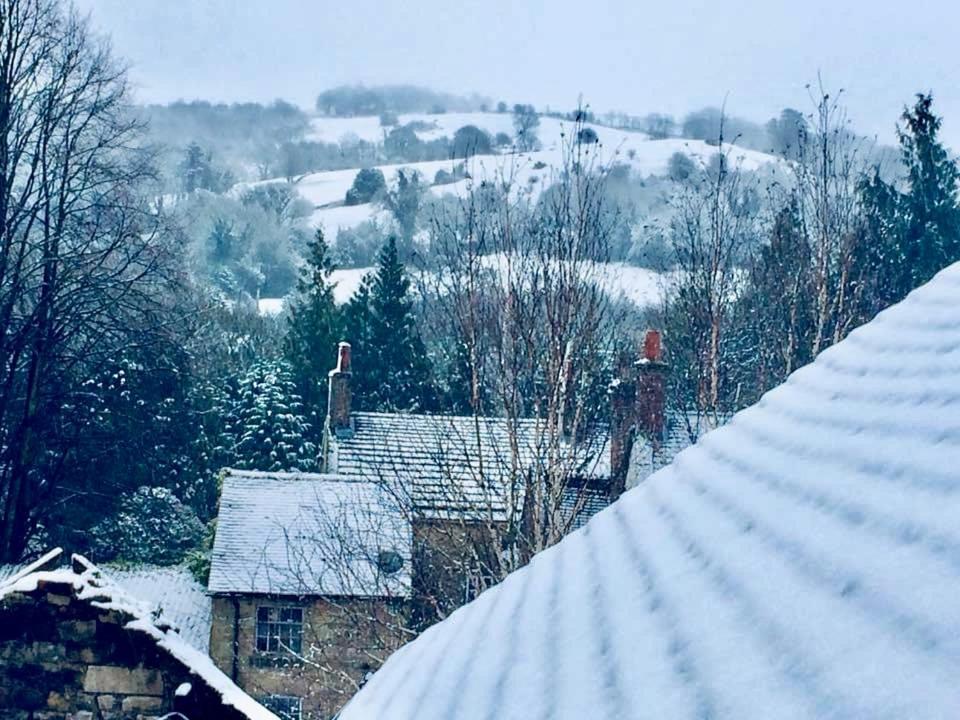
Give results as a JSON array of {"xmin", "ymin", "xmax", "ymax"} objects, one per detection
[{"xmin": 231, "ymin": 597, "xmax": 240, "ymax": 682}]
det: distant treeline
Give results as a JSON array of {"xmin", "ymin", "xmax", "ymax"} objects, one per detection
[{"xmin": 315, "ymin": 84, "xmax": 491, "ymax": 116}]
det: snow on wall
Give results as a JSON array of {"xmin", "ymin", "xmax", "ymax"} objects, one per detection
[{"xmin": 337, "ymin": 261, "xmax": 960, "ymax": 720}]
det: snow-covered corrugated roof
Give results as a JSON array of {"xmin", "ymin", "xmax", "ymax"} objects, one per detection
[
  {"xmin": 337, "ymin": 263, "xmax": 960, "ymax": 720},
  {"xmin": 0, "ymin": 552, "xmax": 277, "ymax": 720},
  {"xmin": 208, "ymin": 470, "xmax": 412, "ymax": 597},
  {"xmin": 332, "ymin": 412, "xmax": 609, "ymax": 521}
]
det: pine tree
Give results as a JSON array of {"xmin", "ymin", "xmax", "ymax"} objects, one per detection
[
  {"xmin": 228, "ymin": 359, "xmax": 317, "ymax": 471},
  {"xmin": 285, "ymin": 229, "xmax": 341, "ymax": 411},
  {"xmin": 897, "ymin": 93, "xmax": 960, "ymax": 291},
  {"xmin": 341, "ymin": 273, "xmax": 376, "ymax": 406},
  {"xmin": 863, "ymin": 94, "xmax": 960, "ymax": 305},
  {"xmin": 359, "ymin": 237, "xmax": 434, "ymax": 411}
]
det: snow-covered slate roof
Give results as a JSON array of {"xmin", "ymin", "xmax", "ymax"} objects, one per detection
[
  {"xmin": 0, "ymin": 550, "xmax": 277, "ymax": 720},
  {"xmin": 331, "ymin": 412, "xmax": 609, "ymax": 521},
  {"xmin": 1, "ymin": 556, "xmax": 212, "ymax": 653},
  {"xmin": 337, "ymin": 263, "xmax": 960, "ymax": 720},
  {"xmin": 209, "ymin": 470, "xmax": 412, "ymax": 597},
  {"xmin": 104, "ymin": 565, "xmax": 212, "ymax": 653}
]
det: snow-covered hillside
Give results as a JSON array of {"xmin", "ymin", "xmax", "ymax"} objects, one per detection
[{"xmin": 246, "ymin": 111, "xmax": 780, "ymax": 240}]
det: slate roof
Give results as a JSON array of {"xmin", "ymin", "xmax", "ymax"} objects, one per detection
[
  {"xmin": 330, "ymin": 412, "xmax": 609, "ymax": 521},
  {"xmin": 337, "ymin": 263, "xmax": 960, "ymax": 720},
  {"xmin": 208, "ymin": 470, "xmax": 412, "ymax": 597},
  {"xmin": 105, "ymin": 565, "xmax": 212, "ymax": 652},
  {"xmin": 1, "ymin": 555, "xmax": 211, "ymax": 653}
]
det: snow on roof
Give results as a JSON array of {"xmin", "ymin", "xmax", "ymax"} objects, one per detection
[
  {"xmin": 208, "ymin": 470, "xmax": 412, "ymax": 597},
  {"xmin": 626, "ymin": 410, "xmax": 724, "ymax": 489},
  {"xmin": 337, "ymin": 263, "xmax": 960, "ymax": 720},
  {"xmin": 1, "ymin": 554, "xmax": 212, "ymax": 653},
  {"xmin": 332, "ymin": 412, "xmax": 609, "ymax": 521},
  {"xmin": 0, "ymin": 553, "xmax": 277, "ymax": 720},
  {"xmin": 104, "ymin": 565, "xmax": 212, "ymax": 653}
]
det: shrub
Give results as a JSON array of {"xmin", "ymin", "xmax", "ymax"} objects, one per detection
[
  {"xmin": 91, "ymin": 486, "xmax": 205, "ymax": 565},
  {"xmin": 345, "ymin": 167, "xmax": 387, "ymax": 205},
  {"xmin": 452, "ymin": 125, "xmax": 493, "ymax": 159}
]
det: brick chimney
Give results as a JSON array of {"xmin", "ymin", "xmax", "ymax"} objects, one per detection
[
  {"xmin": 327, "ymin": 342, "xmax": 353, "ymax": 439},
  {"xmin": 637, "ymin": 329, "xmax": 666, "ymax": 441},
  {"xmin": 609, "ymin": 329, "xmax": 668, "ymax": 496}
]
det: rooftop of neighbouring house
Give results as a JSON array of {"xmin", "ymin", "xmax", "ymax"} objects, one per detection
[
  {"xmin": 208, "ymin": 470, "xmax": 412, "ymax": 598},
  {"xmin": 1, "ymin": 554, "xmax": 211, "ymax": 653},
  {"xmin": 336, "ymin": 262, "xmax": 960, "ymax": 720},
  {"xmin": 626, "ymin": 409, "xmax": 724, "ymax": 489},
  {"xmin": 329, "ymin": 411, "xmax": 611, "ymax": 521}
]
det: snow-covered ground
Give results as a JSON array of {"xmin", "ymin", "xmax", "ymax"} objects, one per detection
[
  {"xmin": 235, "ymin": 111, "xmax": 779, "ymax": 241},
  {"xmin": 259, "ymin": 260, "xmax": 668, "ymax": 315}
]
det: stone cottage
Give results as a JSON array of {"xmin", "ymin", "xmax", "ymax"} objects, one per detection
[
  {"xmin": 208, "ymin": 473, "xmax": 411, "ymax": 720},
  {"xmin": 0, "ymin": 548, "xmax": 276, "ymax": 720},
  {"xmin": 206, "ymin": 334, "xmax": 715, "ymax": 719}
]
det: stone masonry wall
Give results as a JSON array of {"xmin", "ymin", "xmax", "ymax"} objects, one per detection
[
  {"xmin": 0, "ymin": 580, "xmax": 257, "ymax": 720},
  {"xmin": 209, "ymin": 596, "xmax": 407, "ymax": 720}
]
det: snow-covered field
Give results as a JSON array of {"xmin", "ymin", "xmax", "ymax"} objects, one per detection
[
  {"xmin": 236, "ymin": 111, "xmax": 779, "ymax": 240},
  {"xmin": 259, "ymin": 260, "xmax": 668, "ymax": 316}
]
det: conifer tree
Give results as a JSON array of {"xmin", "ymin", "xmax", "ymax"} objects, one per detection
[
  {"xmin": 862, "ymin": 94, "xmax": 960, "ymax": 305},
  {"xmin": 897, "ymin": 93, "xmax": 960, "ymax": 292},
  {"xmin": 354, "ymin": 237, "xmax": 434, "ymax": 411},
  {"xmin": 285, "ymin": 229, "xmax": 341, "ymax": 411},
  {"xmin": 227, "ymin": 359, "xmax": 317, "ymax": 471},
  {"xmin": 341, "ymin": 273, "xmax": 377, "ymax": 406}
]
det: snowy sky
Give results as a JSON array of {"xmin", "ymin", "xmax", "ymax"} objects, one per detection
[{"xmin": 75, "ymin": 0, "xmax": 960, "ymax": 149}]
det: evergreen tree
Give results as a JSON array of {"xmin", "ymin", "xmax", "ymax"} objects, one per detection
[
  {"xmin": 862, "ymin": 94, "xmax": 960, "ymax": 305},
  {"xmin": 354, "ymin": 237, "xmax": 434, "ymax": 411},
  {"xmin": 382, "ymin": 170, "xmax": 423, "ymax": 252},
  {"xmin": 341, "ymin": 273, "xmax": 377, "ymax": 405},
  {"xmin": 285, "ymin": 229, "xmax": 341, "ymax": 411},
  {"xmin": 897, "ymin": 93, "xmax": 960, "ymax": 292},
  {"xmin": 227, "ymin": 359, "xmax": 317, "ymax": 471}
]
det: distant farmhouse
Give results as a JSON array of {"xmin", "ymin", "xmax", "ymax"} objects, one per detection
[{"xmin": 206, "ymin": 333, "xmax": 714, "ymax": 719}]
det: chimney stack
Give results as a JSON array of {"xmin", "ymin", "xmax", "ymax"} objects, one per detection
[
  {"xmin": 327, "ymin": 342, "xmax": 353, "ymax": 438},
  {"xmin": 636, "ymin": 329, "xmax": 666, "ymax": 443},
  {"xmin": 609, "ymin": 329, "xmax": 668, "ymax": 496}
]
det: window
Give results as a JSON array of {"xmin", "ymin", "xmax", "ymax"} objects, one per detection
[
  {"xmin": 259, "ymin": 694, "xmax": 302, "ymax": 720},
  {"xmin": 256, "ymin": 606, "xmax": 303, "ymax": 654}
]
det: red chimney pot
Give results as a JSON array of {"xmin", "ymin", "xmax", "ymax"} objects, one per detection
[{"xmin": 643, "ymin": 330, "xmax": 661, "ymax": 362}]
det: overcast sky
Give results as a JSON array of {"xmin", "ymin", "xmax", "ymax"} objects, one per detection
[{"xmin": 75, "ymin": 0, "xmax": 960, "ymax": 149}]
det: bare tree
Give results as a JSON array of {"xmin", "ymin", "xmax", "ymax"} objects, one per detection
[
  {"xmin": 792, "ymin": 82, "xmax": 872, "ymax": 354},
  {"xmin": 413, "ymin": 114, "xmax": 623, "ymax": 589},
  {"xmin": 0, "ymin": 0, "xmax": 177, "ymax": 561},
  {"xmin": 663, "ymin": 114, "xmax": 760, "ymax": 419}
]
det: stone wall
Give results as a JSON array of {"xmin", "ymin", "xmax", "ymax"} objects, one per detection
[
  {"xmin": 0, "ymin": 580, "xmax": 258, "ymax": 720},
  {"xmin": 209, "ymin": 595, "xmax": 407, "ymax": 720}
]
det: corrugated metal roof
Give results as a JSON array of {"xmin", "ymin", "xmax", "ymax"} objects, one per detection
[
  {"xmin": 209, "ymin": 470, "xmax": 412, "ymax": 597},
  {"xmin": 338, "ymin": 263, "xmax": 960, "ymax": 720}
]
